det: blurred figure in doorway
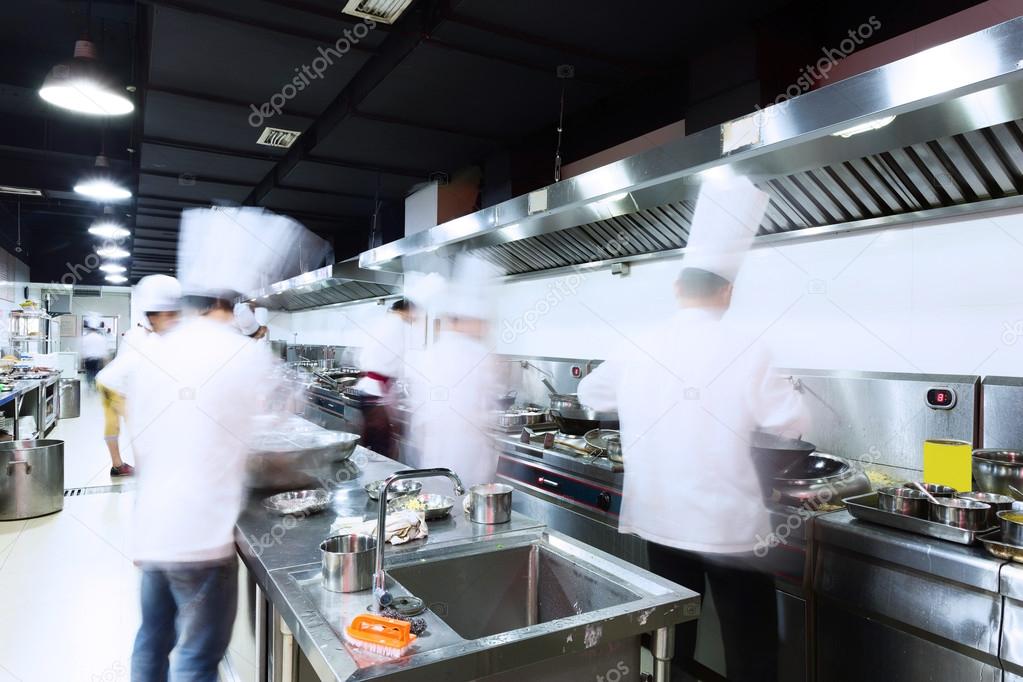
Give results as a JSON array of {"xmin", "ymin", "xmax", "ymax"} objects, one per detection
[{"xmin": 80, "ymin": 314, "xmax": 109, "ymax": 389}]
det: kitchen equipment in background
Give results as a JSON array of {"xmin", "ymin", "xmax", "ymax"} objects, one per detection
[
  {"xmin": 771, "ymin": 454, "xmax": 871, "ymax": 508},
  {"xmin": 906, "ymin": 482, "xmax": 957, "ymax": 498},
  {"xmin": 928, "ymin": 497, "xmax": 991, "ymax": 531},
  {"xmin": 495, "ymin": 390, "xmax": 517, "ymax": 410},
  {"xmin": 263, "ymin": 489, "xmax": 333, "ymax": 516},
  {"xmin": 245, "ymin": 430, "xmax": 357, "ymax": 490},
  {"xmin": 844, "ymin": 492, "xmax": 992, "ymax": 545},
  {"xmin": 388, "ymin": 493, "xmax": 455, "ymax": 520},
  {"xmin": 584, "ymin": 429, "xmax": 623, "ymax": 463},
  {"xmin": 958, "ymin": 492, "xmax": 1014, "ymax": 526},
  {"xmin": 998, "ymin": 510, "xmax": 1023, "ymax": 546},
  {"xmin": 0, "ymin": 439, "xmax": 63, "ymax": 521},
  {"xmin": 923, "ymin": 439, "xmax": 973, "ymax": 492},
  {"xmin": 973, "ymin": 450, "xmax": 1023, "ymax": 496},
  {"xmin": 465, "ymin": 483, "xmax": 513, "ymax": 524},
  {"xmin": 877, "ymin": 486, "xmax": 929, "ymax": 517},
  {"xmin": 491, "ymin": 408, "xmax": 548, "ymax": 432},
  {"xmin": 58, "ymin": 378, "xmax": 80, "ymax": 418},
  {"xmin": 320, "ymin": 534, "xmax": 376, "ymax": 593},
  {"xmin": 365, "ymin": 478, "xmax": 421, "ymax": 501}
]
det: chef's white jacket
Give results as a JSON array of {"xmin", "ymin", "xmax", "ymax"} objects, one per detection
[
  {"xmin": 96, "ymin": 326, "xmax": 150, "ymax": 394},
  {"xmin": 81, "ymin": 329, "xmax": 109, "ymax": 360},
  {"xmin": 578, "ymin": 308, "xmax": 807, "ymax": 554},
  {"xmin": 122, "ymin": 316, "xmax": 275, "ymax": 565},
  {"xmin": 354, "ymin": 312, "xmax": 406, "ymax": 399},
  {"xmin": 407, "ymin": 331, "xmax": 499, "ymax": 491}
]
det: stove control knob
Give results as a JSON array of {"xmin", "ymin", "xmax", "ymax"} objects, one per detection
[{"xmin": 597, "ymin": 491, "xmax": 612, "ymax": 511}]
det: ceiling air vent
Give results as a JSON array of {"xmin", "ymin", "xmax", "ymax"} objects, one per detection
[
  {"xmin": 256, "ymin": 127, "xmax": 302, "ymax": 148},
  {"xmin": 341, "ymin": 0, "xmax": 413, "ymax": 24}
]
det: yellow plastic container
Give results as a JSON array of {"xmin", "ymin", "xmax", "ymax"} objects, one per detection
[{"xmin": 923, "ymin": 439, "xmax": 973, "ymax": 492}]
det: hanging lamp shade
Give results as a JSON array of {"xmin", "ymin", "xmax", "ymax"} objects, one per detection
[{"xmin": 39, "ymin": 40, "xmax": 134, "ymax": 116}]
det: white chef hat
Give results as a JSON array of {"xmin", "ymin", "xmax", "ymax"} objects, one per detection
[
  {"xmin": 133, "ymin": 275, "xmax": 182, "ymax": 330},
  {"xmin": 84, "ymin": 314, "xmax": 102, "ymax": 330},
  {"xmin": 233, "ymin": 303, "xmax": 260, "ymax": 336},
  {"xmin": 403, "ymin": 271, "xmax": 446, "ymax": 310},
  {"xmin": 681, "ymin": 176, "xmax": 769, "ymax": 283},
  {"xmin": 177, "ymin": 207, "xmax": 319, "ymax": 299},
  {"xmin": 253, "ymin": 307, "xmax": 269, "ymax": 326},
  {"xmin": 436, "ymin": 254, "xmax": 503, "ymax": 320}
]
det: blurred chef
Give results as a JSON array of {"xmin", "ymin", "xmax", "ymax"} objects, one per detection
[
  {"xmin": 124, "ymin": 207, "xmax": 309, "ymax": 682},
  {"xmin": 578, "ymin": 176, "xmax": 807, "ymax": 682},
  {"xmin": 80, "ymin": 314, "xmax": 109, "ymax": 389},
  {"xmin": 234, "ymin": 301, "xmax": 269, "ymax": 341},
  {"xmin": 95, "ymin": 275, "xmax": 182, "ymax": 477},
  {"xmin": 351, "ymin": 298, "xmax": 418, "ymax": 459},
  {"xmin": 409, "ymin": 256, "xmax": 501, "ymax": 490}
]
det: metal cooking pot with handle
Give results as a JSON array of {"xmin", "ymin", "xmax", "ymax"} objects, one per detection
[{"xmin": 0, "ymin": 439, "xmax": 64, "ymax": 520}]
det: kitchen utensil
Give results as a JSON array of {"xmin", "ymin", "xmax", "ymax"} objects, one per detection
[
  {"xmin": 492, "ymin": 408, "xmax": 548, "ymax": 430},
  {"xmin": 343, "ymin": 613, "xmax": 416, "ymax": 658},
  {"xmin": 959, "ymin": 492, "xmax": 1014, "ymax": 526},
  {"xmin": 979, "ymin": 531, "xmax": 1023, "ymax": 563},
  {"xmin": 772, "ymin": 453, "xmax": 871, "ymax": 508},
  {"xmin": 583, "ymin": 429, "xmax": 623, "ymax": 462},
  {"xmin": 972, "ymin": 450, "xmax": 1023, "ymax": 496},
  {"xmin": 844, "ymin": 492, "xmax": 991, "ymax": 545},
  {"xmin": 465, "ymin": 483, "xmax": 513, "ymax": 524},
  {"xmin": 750, "ymin": 431, "xmax": 816, "ymax": 472},
  {"xmin": 998, "ymin": 510, "xmax": 1023, "ymax": 546},
  {"xmin": 0, "ymin": 439, "xmax": 63, "ymax": 521},
  {"xmin": 904, "ymin": 482, "xmax": 957, "ymax": 498},
  {"xmin": 548, "ymin": 407, "xmax": 619, "ymax": 436},
  {"xmin": 923, "ymin": 439, "xmax": 973, "ymax": 492},
  {"xmin": 321, "ymin": 533, "xmax": 376, "ymax": 593},
  {"xmin": 263, "ymin": 489, "xmax": 332, "ymax": 516},
  {"xmin": 909, "ymin": 481, "xmax": 941, "ymax": 505},
  {"xmin": 876, "ymin": 486, "xmax": 929, "ymax": 518},
  {"xmin": 365, "ymin": 478, "xmax": 422, "ymax": 501},
  {"xmin": 495, "ymin": 390, "xmax": 517, "ymax": 410},
  {"xmin": 388, "ymin": 493, "xmax": 455, "ymax": 520},
  {"xmin": 246, "ymin": 430, "xmax": 358, "ymax": 489},
  {"xmin": 928, "ymin": 497, "xmax": 992, "ymax": 531},
  {"xmin": 1012, "ymin": 485, "xmax": 1023, "ymax": 500}
]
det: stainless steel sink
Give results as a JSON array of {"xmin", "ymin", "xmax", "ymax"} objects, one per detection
[{"xmin": 387, "ymin": 541, "xmax": 641, "ymax": 640}]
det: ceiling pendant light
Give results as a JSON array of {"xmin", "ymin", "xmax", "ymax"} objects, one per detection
[
  {"xmin": 105, "ymin": 274, "xmax": 128, "ymax": 284},
  {"xmin": 74, "ymin": 155, "xmax": 131, "ymax": 201},
  {"xmin": 99, "ymin": 263, "xmax": 126, "ymax": 273},
  {"xmin": 97, "ymin": 246, "xmax": 130, "ymax": 259},
  {"xmin": 88, "ymin": 221, "xmax": 130, "ymax": 239},
  {"xmin": 39, "ymin": 40, "xmax": 134, "ymax": 116}
]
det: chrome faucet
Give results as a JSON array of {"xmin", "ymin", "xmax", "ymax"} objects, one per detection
[{"xmin": 373, "ymin": 467, "xmax": 465, "ymax": 609}]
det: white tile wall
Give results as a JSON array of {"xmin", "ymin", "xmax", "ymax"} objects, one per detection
[{"xmin": 276, "ymin": 206, "xmax": 1023, "ymax": 377}]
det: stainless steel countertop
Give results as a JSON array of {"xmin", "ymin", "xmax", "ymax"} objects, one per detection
[
  {"xmin": 235, "ymin": 446, "xmax": 699, "ymax": 681},
  {"xmin": 0, "ymin": 376, "xmax": 55, "ymax": 406},
  {"xmin": 815, "ymin": 510, "xmax": 1004, "ymax": 592}
]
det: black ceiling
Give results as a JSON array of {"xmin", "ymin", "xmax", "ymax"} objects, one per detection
[{"xmin": 0, "ymin": 0, "xmax": 989, "ymax": 285}]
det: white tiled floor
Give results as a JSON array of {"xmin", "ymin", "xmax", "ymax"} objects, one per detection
[{"xmin": 0, "ymin": 389, "xmax": 140, "ymax": 682}]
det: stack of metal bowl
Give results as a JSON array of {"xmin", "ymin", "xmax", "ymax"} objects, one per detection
[{"xmin": 973, "ymin": 449, "xmax": 1023, "ymax": 497}]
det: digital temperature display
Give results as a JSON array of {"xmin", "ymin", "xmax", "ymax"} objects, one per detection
[{"xmin": 926, "ymin": 387, "xmax": 957, "ymax": 410}]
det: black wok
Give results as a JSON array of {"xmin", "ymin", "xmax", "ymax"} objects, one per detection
[{"xmin": 749, "ymin": 431, "xmax": 817, "ymax": 497}]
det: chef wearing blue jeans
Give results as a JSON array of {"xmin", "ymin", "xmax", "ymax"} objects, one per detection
[{"xmin": 123, "ymin": 207, "xmax": 308, "ymax": 681}]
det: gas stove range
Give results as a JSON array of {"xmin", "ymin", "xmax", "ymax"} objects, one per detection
[{"xmin": 511, "ymin": 423, "xmax": 624, "ymax": 473}]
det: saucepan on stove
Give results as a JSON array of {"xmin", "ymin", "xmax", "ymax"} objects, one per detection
[{"xmin": 584, "ymin": 429, "xmax": 623, "ymax": 463}]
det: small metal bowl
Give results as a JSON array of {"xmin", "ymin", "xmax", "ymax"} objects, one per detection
[
  {"xmin": 364, "ymin": 479, "xmax": 422, "ymax": 501},
  {"xmin": 929, "ymin": 497, "xmax": 992, "ymax": 531},
  {"xmin": 959, "ymin": 492, "xmax": 1015, "ymax": 526},
  {"xmin": 998, "ymin": 510, "xmax": 1023, "ymax": 546},
  {"xmin": 262, "ymin": 489, "xmax": 332, "ymax": 516},
  {"xmin": 903, "ymin": 482, "xmax": 957, "ymax": 498},
  {"xmin": 877, "ymin": 486, "xmax": 929, "ymax": 518},
  {"xmin": 388, "ymin": 493, "xmax": 455, "ymax": 520}
]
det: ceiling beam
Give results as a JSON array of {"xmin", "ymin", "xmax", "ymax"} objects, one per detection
[
  {"xmin": 243, "ymin": 0, "xmax": 447, "ymax": 207},
  {"xmin": 147, "ymin": 84, "xmax": 320, "ymax": 119},
  {"xmin": 441, "ymin": 13, "xmax": 660, "ymax": 74},
  {"xmin": 423, "ymin": 37, "xmax": 619, "ymax": 86},
  {"xmin": 139, "ymin": 169, "xmax": 383, "ymax": 201},
  {"xmin": 352, "ymin": 109, "xmax": 507, "ymax": 142},
  {"xmin": 143, "ymin": 136, "xmax": 429, "ymax": 179},
  {"xmin": 255, "ymin": 0, "xmax": 394, "ymax": 32},
  {"xmin": 138, "ymin": 0, "xmax": 379, "ymax": 54}
]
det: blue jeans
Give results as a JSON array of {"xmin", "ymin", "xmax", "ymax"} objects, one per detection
[{"xmin": 131, "ymin": 557, "xmax": 238, "ymax": 682}]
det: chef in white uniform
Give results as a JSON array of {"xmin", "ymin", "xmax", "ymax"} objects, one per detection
[
  {"xmin": 408, "ymin": 256, "xmax": 501, "ymax": 490},
  {"xmin": 124, "ymin": 207, "xmax": 299, "ymax": 682},
  {"xmin": 578, "ymin": 176, "xmax": 807, "ymax": 682},
  {"xmin": 352, "ymin": 298, "xmax": 418, "ymax": 459},
  {"xmin": 233, "ymin": 302, "xmax": 268, "ymax": 341}
]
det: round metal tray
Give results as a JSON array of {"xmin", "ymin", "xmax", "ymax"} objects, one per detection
[{"xmin": 262, "ymin": 489, "xmax": 332, "ymax": 516}]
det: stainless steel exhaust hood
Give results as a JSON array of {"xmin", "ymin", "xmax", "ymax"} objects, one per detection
[
  {"xmin": 360, "ymin": 17, "xmax": 1023, "ymax": 276},
  {"xmin": 250, "ymin": 258, "xmax": 402, "ymax": 311}
]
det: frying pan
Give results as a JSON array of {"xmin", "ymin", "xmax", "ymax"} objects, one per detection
[{"xmin": 749, "ymin": 431, "xmax": 817, "ymax": 496}]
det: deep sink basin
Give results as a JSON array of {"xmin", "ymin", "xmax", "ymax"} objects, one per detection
[{"xmin": 387, "ymin": 542, "xmax": 641, "ymax": 640}]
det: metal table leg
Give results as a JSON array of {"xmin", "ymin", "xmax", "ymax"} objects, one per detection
[{"xmin": 652, "ymin": 626, "xmax": 675, "ymax": 682}]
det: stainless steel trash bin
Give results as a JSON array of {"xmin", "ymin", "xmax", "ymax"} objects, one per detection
[
  {"xmin": 0, "ymin": 440, "xmax": 64, "ymax": 520},
  {"xmin": 59, "ymin": 379, "xmax": 80, "ymax": 419}
]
